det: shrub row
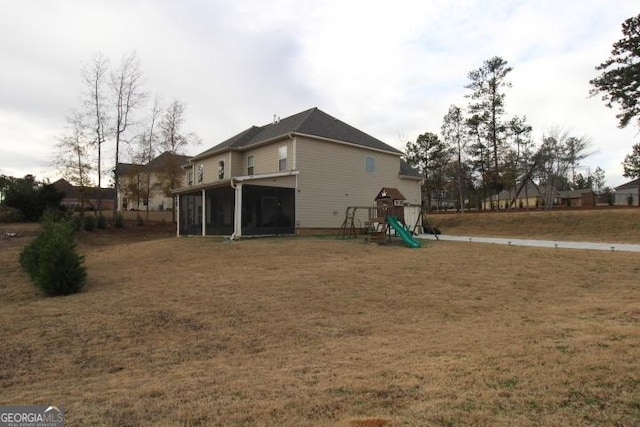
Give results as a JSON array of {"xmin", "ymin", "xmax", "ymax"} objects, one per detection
[{"xmin": 19, "ymin": 218, "xmax": 86, "ymax": 296}]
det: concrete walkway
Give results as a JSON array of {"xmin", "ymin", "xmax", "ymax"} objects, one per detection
[{"xmin": 417, "ymin": 234, "xmax": 640, "ymax": 252}]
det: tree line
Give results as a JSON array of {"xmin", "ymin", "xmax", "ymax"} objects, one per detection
[
  {"xmin": 406, "ymin": 56, "xmax": 596, "ymax": 211},
  {"xmin": 407, "ymin": 12, "xmax": 640, "ymax": 210}
]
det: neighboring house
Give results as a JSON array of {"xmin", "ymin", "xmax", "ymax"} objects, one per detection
[
  {"xmin": 117, "ymin": 151, "xmax": 190, "ymax": 211},
  {"xmin": 557, "ymin": 189, "xmax": 595, "ymax": 207},
  {"xmin": 173, "ymin": 107, "xmax": 422, "ymax": 236},
  {"xmin": 52, "ymin": 178, "xmax": 115, "ymax": 211},
  {"xmin": 614, "ymin": 178, "xmax": 640, "ymax": 206},
  {"xmin": 483, "ymin": 182, "xmax": 541, "ymax": 210},
  {"xmin": 536, "ymin": 187, "xmax": 595, "ymax": 208}
]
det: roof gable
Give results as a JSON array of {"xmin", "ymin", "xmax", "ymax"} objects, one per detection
[
  {"xmin": 117, "ymin": 152, "xmax": 191, "ymax": 175},
  {"xmin": 194, "ymin": 108, "xmax": 402, "ymax": 159},
  {"xmin": 375, "ymin": 187, "xmax": 406, "ymax": 200},
  {"xmin": 558, "ymin": 188, "xmax": 595, "ymax": 198},
  {"xmin": 492, "ymin": 182, "xmax": 541, "ymax": 199},
  {"xmin": 147, "ymin": 151, "xmax": 191, "ymax": 170}
]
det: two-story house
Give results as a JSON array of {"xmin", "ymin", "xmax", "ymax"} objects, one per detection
[
  {"xmin": 117, "ymin": 151, "xmax": 191, "ymax": 211},
  {"xmin": 174, "ymin": 107, "xmax": 422, "ymax": 237}
]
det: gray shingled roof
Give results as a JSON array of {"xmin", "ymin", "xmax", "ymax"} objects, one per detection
[
  {"xmin": 615, "ymin": 178, "xmax": 639, "ymax": 190},
  {"xmin": 194, "ymin": 107, "xmax": 403, "ymax": 159},
  {"xmin": 147, "ymin": 151, "xmax": 191, "ymax": 170},
  {"xmin": 117, "ymin": 152, "xmax": 191, "ymax": 175}
]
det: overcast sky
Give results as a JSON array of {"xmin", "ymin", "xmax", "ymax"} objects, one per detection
[{"xmin": 1, "ymin": 0, "xmax": 638, "ymax": 187}]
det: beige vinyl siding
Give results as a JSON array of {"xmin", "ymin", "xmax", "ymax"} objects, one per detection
[
  {"xmin": 192, "ymin": 152, "xmax": 231, "ymax": 184},
  {"xmin": 230, "ymin": 151, "xmax": 244, "ymax": 177},
  {"xmin": 244, "ymin": 139, "xmax": 293, "ymax": 176},
  {"xmin": 295, "ymin": 136, "xmax": 420, "ymax": 228},
  {"xmin": 149, "ymin": 171, "xmax": 184, "ymax": 210}
]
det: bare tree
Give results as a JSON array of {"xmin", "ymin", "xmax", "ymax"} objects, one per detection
[
  {"xmin": 55, "ymin": 112, "xmax": 93, "ymax": 217},
  {"xmin": 110, "ymin": 51, "xmax": 146, "ymax": 220},
  {"xmin": 81, "ymin": 53, "xmax": 109, "ymax": 211},
  {"xmin": 537, "ymin": 128, "xmax": 590, "ymax": 209},
  {"xmin": 505, "ymin": 116, "xmax": 533, "ymax": 208},
  {"xmin": 441, "ymin": 105, "xmax": 467, "ymax": 212},
  {"xmin": 159, "ymin": 99, "xmax": 200, "ymax": 153},
  {"xmin": 159, "ymin": 99, "xmax": 199, "ymax": 222},
  {"xmin": 135, "ymin": 95, "xmax": 162, "ymax": 220},
  {"xmin": 593, "ymin": 166, "xmax": 606, "ymax": 195}
]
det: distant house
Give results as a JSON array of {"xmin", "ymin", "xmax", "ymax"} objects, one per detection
[
  {"xmin": 483, "ymin": 182, "xmax": 541, "ymax": 210},
  {"xmin": 117, "ymin": 151, "xmax": 190, "ymax": 211},
  {"xmin": 556, "ymin": 189, "xmax": 596, "ymax": 207},
  {"xmin": 173, "ymin": 107, "xmax": 422, "ymax": 236},
  {"xmin": 482, "ymin": 185, "xmax": 596, "ymax": 209},
  {"xmin": 614, "ymin": 178, "xmax": 640, "ymax": 206},
  {"xmin": 52, "ymin": 179, "xmax": 115, "ymax": 211},
  {"xmin": 537, "ymin": 188, "xmax": 595, "ymax": 208}
]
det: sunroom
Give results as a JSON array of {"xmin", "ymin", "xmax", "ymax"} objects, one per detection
[{"xmin": 176, "ymin": 172, "xmax": 297, "ymax": 237}]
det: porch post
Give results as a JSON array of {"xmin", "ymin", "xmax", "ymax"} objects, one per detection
[
  {"xmin": 176, "ymin": 194, "xmax": 180, "ymax": 237},
  {"xmin": 201, "ymin": 189, "xmax": 206, "ymax": 236},
  {"xmin": 234, "ymin": 183, "xmax": 243, "ymax": 237}
]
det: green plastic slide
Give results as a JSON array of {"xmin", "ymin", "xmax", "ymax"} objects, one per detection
[{"xmin": 386, "ymin": 215, "xmax": 421, "ymax": 248}]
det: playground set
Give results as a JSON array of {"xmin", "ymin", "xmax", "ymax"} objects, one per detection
[{"xmin": 336, "ymin": 187, "xmax": 439, "ymax": 248}]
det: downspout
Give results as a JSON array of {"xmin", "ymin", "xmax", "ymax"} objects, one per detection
[
  {"xmin": 291, "ymin": 133, "xmax": 297, "ymax": 234},
  {"xmin": 201, "ymin": 188, "xmax": 206, "ymax": 236},
  {"xmin": 176, "ymin": 192, "xmax": 180, "ymax": 237},
  {"xmin": 230, "ymin": 179, "xmax": 242, "ymax": 240}
]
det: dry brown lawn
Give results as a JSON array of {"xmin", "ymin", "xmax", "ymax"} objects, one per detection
[
  {"xmin": 431, "ymin": 208, "xmax": 640, "ymax": 243},
  {"xmin": 1, "ymin": 211, "xmax": 639, "ymax": 426}
]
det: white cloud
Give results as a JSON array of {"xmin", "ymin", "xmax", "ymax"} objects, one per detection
[{"xmin": 0, "ymin": 0, "xmax": 638, "ymax": 187}]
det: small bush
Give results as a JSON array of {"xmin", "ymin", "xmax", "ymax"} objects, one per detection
[
  {"xmin": 19, "ymin": 231, "xmax": 48, "ymax": 280},
  {"xmin": 136, "ymin": 215, "xmax": 144, "ymax": 226},
  {"xmin": 20, "ymin": 219, "xmax": 86, "ymax": 296},
  {"xmin": 97, "ymin": 213, "xmax": 107, "ymax": 229},
  {"xmin": 83, "ymin": 215, "xmax": 96, "ymax": 231},
  {"xmin": 114, "ymin": 212, "xmax": 124, "ymax": 228}
]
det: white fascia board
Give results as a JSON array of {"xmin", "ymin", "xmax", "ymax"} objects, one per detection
[{"xmin": 233, "ymin": 170, "xmax": 299, "ymax": 182}]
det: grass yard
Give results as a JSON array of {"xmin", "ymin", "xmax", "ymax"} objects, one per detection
[
  {"xmin": 0, "ymin": 210, "xmax": 639, "ymax": 426},
  {"xmin": 430, "ymin": 208, "xmax": 640, "ymax": 243}
]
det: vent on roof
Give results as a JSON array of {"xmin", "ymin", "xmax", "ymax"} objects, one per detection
[{"xmin": 272, "ymin": 114, "xmax": 280, "ymax": 124}]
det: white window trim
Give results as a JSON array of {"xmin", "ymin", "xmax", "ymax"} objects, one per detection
[
  {"xmin": 247, "ymin": 155, "xmax": 255, "ymax": 175},
  {"xmin": 278, "ymin": 146, "xmax": 287, "ymax": 171}
]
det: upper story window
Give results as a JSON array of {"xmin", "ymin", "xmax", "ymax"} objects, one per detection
[
  {"xmin": 198, "ymin": 165, "xmax": 204, "ymax": 183},
  {"xmin": 247, "ymin": 155, "xmax": 255, "ymax": 175},
  {"xmin": 365, "ymin": 156, "xmax": 376, "ymax": 174},
  {"xmin": 218, "ymin": 160, "xmax": 225, "ymax": 180},
  {"xmin": 188, "ymin": 171, "xmax": 194, "ymax": 186},
  {"xmin": 278, "ymin": 146, "xmax": 287, "ymax": 171}
]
